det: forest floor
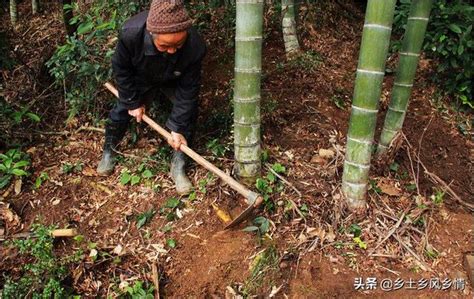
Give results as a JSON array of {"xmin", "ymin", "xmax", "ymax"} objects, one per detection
[{"xmin": 1, "ymin": 1, "xmax": 473, "ymax": 298}]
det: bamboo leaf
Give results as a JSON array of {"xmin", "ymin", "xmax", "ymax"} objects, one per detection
[
  {"xmin": 11, "ymin": 169, "xmax": 27, "ymax": 176},
  {"xmin": 13, "ymin": 160, "xmax": 29, "ymax": 168},
  {"xmin": 448, "ymin": 24, "xmax": 462, "ymax": 34},
  {"xmin": 26, "ymin": 112, "xmax": 41, "ymax": 122},
  {"xmin": 242, "ymin": 226, "xmax": 259, "ymax": 232},
  {"xmin": 77, "ymin": 22, "xmax": 94, "ymax": 35}
]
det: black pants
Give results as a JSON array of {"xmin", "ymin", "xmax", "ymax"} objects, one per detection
[{"xmin": 108, "ymin": 86, "xmax": 195, "ymax": 142}]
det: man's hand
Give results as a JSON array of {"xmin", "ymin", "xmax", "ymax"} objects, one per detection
[
  {"xmin": 168, "ymin": 132, "xmax": 187, "ymax": 151},
  {"xmin": 128, "ymin": 106, "xmax": 145, "ymax": 122}
]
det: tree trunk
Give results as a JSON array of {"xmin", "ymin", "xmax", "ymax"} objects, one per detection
[
  {"xmin": 233, "ymin": 0, "xmax": 264, "ymax": 182},
  {"xmin": 32, "ymin": 0, "xmax": 39, "ymax": 14},
  {"xmin": 342, "ymin": 0, "xmax": 397, "ymax": 210},
  {"xmin": 62, "ymin": 0, "xmax": 78, "ymax": 36},
  {"xmin": 377, "ymin": 0, "xmax": 433, "ymax": 155},
  {"xmin": 281, "ymin": 0, "xmax": 300, "ymax": 57},
  {"xmin": 10, "ymin": 0, "xmax": 18, "ymax": 28}
]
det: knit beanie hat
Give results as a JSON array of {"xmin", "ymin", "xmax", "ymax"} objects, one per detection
[{"xmin": 146, "ymin": 0, "xmax": 193, "ymax": 34}]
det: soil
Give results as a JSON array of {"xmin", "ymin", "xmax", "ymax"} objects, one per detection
[{"xmin": 1, "ymin": 1, "xmax": 473, "ymax": 298}]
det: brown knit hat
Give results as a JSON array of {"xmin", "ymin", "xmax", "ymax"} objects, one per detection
[{"xmin": 146, "ymin": 0, "xmax": 193, "ymax": 34}]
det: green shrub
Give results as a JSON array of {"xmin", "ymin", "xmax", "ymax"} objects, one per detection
[
  {"xmin": 1, "ymin": 223, "xmax": 83, "ymax": 298},
  {"xmin": 393, "ymin": 0, "xmax": 473, "ymax": 108},
  {"xmin": 0, "ymin": 149, "xmax": 30, "ymax": 189},
  {"xmin": 46, "ymin": 0, "xmax": 148, "ymax": 120}
]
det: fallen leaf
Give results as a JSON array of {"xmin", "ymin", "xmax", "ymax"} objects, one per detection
[
  {"xmin": 14, "ymin": 179, "xmax": 22, "ymax": 195},
  {"xmin": 113, "ymin": 244, "xmax": 123, "ymax": 255},
  {"xmin": 284, "ymin": 150, "xmax": 294, "ymax": 160},
  {"xmin": 0, "ymin": 206, "xmax": 21, "ymax": 229},
  {"xmin": 318, "ymin": 148, "xmax": 335, "ymax": 159},
  {"xmin": 310, "ymin": 155, "xmax": 326, "ymax": 165},
  {"xmin": 151, "ymin": 243, "xmax": 168, "ymax": 255},
  {"xmin": 326, "ymin": 230, "xmax": 336, "ymax": 243},
  {"xmin": 377, "ymin": 179, "xmax": 401, "ymax": 196},
  {"xmin": 82, "ymin": 167, "xmax": 96, "ymax": 177}
]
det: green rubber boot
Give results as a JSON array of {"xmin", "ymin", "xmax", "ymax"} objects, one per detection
[
  {"xmin": 96, "ymin": 121, "xmax": 127, "ymax": 176},
  {"xmin": 170, "ymin": 151, "xmax": 193, "ymax": 195}
]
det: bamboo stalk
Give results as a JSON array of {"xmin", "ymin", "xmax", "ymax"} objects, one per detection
[
  {"xmin": 281, "ymin": 0, "xmax": 300, "ymax": 57},
  {"xmin": 342, "ymin": 0, "xmax": 397, "ymax": 209},
  {"xmin": 32, "ymin": 0, "xmax": 39, "ymax": 14},
  {"xmin": 10, "ymin": 0, "xmax": 18, "ymax": 28},
  {"xmin": 233, "ymin": 0, "xmax": 264, "ymax": 182},
  {"xmin": 377, "ymin": 0, "xmax": 433, "ymax": 155}
]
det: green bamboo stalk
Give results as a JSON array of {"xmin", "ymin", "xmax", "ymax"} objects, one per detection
[
  {"xmin": 10, "ymin": 0, "xmax": 18, "ymax": 27},
  {"xmin": 233, "ymin": 0, "xmax": 264, "ymax": 181},
  {"xmin": 342, "ymin": 0, "xmax": 397, "ymax": 209},
  {"xmin": 281, "ymin": 0, "xmax": 300, "ymax": 56},
  {"xmin": 32, "ymin": 0, "xmax": 40, "ymax": 14},
  {"xmin": 377, "ymin": 0, "xmax": 433, "ymax": 155}
]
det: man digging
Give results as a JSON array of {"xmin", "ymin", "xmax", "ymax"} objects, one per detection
[{"xmin": 97, "ymin": 0, "xmax": 206, "ymax": 196}]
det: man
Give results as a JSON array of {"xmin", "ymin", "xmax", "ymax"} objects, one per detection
[{"xmin": 96, "ymin": 0, "xmax": 206, "ymax": 195}]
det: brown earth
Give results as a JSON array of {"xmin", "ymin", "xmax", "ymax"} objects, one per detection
[{"xmin": 1, "ymin": 1, "xmax": 473, "ymax": 298}]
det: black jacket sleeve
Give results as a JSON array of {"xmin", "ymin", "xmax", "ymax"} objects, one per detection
[
  {"xmin": 165, "ymin": 52, "xmax": 205, "ymax": 135},
  {"xmin": 111, "ymin": 30, "xmax": 142, "ymax": 110}
]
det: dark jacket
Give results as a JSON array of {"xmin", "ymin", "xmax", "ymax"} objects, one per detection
[{"xmin": 112, "ymin": 11, "xmax": 207, "ymax": 135}]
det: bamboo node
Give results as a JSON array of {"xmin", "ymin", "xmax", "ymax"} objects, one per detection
[
  {"xmin": 407, "ymin": 17, "xmax": 429, "ymax": 21},
  {"xmin": 347, "ymin": 136, "xmax": 373, "ymax": 145},
  {"xmin": 399, "ymin": 52, "xmax": 420, "ymax": 57},
  {"xmin": 351, "ymin": 105, "xmax": 378, "ymax": 113},
  {"xmin": 356, "ymin": 68, "xmax": 385, "ymax": 76},
  {"xmin": 363, "ymin": 24, "xmax": 392, "ymax": 31}
]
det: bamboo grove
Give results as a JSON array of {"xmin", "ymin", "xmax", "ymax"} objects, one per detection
[{"xmin": 5, "ymin": 0, "xmax": 435, "ymax": 209}]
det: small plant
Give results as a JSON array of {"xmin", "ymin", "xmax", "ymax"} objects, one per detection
[
  {"xmin": 123, "ymin": 280, "xmax": 154, "ymax": 299},
  {"xmin": 243, "ymin": 216, "xmax": 271, "ymax": 237},
  {"xmin": 62, "ymin": 161, "xmax": 83, "ymax": 174},
  {"xmin": 136, "ymin": 209, "xmax": 156, "ymax": 229},
  {"xmin": 206, "ymin": 138, "xmax": 228, "ymax": 157},
  {"xmin": 369, "ymin": 179, "xmax": 382, "ymax": 194},
  {"xmin": 331, "ymin": 95, "xmax": 346, "ymax": 109},
  {"xmin": 166, "ymin": 238, "xmax": 177, "ymax": 249},
  {"xmin": 348, "ymin": 224, "xmax": 362, "ymax": 237},
  {"xmin": 255, "ymin": 163, "xmax": 286, "ymax": 211},
  {"xmin": 0, "ymin": 149, "xmax": 30, "ymax": 189},
  {"xmin": 120, "ymin": 169, "xmax": 140, "ymax": 186},
  {"xmin": 34, "ymin": 171, "xmax": 49, "ymax": 189},
  {"xmin": 2, "ymin": 223, "xmax": 83, "ymax": 298},
  {"xmin": 353, "ymin": 237, "xmax": 367, "ymax": 250},
  {"xmin": 197, "ymin": 173, "xmax": 214, "ymax": 195},
  {"xmin": 243, "ymin": 245, "xmax": 279, "ymax": 296},
  {"xmin": 149, "ymin": 147, "xmax": 172, "ymax": 173},
  {"xmin": 430, "ymin": 189, "xmax": 445, "ymax": 205},
  {"xmin": 159, "ymin": 197, "xmax": 182, "ymax": 221},
  {"xmin": 287, "ymin": 50, "xmax": 323, "ymax": 72},
  {"xmin": 389, "ymin": 162, "xmax": 400, "ymax": 173}
]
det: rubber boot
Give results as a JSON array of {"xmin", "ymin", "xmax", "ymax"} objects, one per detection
[
  {"xmin": 96, "ymin": 121, "xmax": 128, "ymax": 176},
  {"xmin": 170, "ymin": 150, "xmax": 193, "ymax": 195}
]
